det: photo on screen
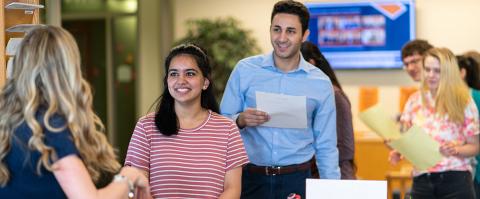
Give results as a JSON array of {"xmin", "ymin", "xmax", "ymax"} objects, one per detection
[{"xmin": 306, "ymin": 0, "xmax": 415, "ymax": 69}]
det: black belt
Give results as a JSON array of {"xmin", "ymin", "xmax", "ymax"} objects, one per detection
[
  {"xmin": 414, "ymin": 171, "xmax": 471, "ymax": 182},
  {"xmin": 245, "ymin": 160, "xmax": 312, "ymax": 176}
]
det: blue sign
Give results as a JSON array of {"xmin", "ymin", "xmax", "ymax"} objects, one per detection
[{"xmin": 306, "ymin": 0, "xmax": 415, "ymax": 69}]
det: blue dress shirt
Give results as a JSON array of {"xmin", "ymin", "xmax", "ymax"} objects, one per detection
[{"xmin": 220, "ymin": 52, "xmax": 340, "ymax": 179}]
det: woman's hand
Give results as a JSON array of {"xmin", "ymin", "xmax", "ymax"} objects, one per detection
[
  {"xmin": 119, "ymin": 167, "xmax": 152, "ymax": 199},
  {"xmin": 388, "ymin": 150, "xmax": 402, "ymax": 165},
  {"xmin": 439, "ymin": 141, "xmax": 459, "ymax": 157}
]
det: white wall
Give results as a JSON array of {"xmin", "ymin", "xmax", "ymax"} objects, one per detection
[
  {"xmin": 138, "ymin": 0, "xmax": 163, "ymax": 117},
  {"xmin": 171, "ymin": 0, "xmax": 480, "ymax": 132}
]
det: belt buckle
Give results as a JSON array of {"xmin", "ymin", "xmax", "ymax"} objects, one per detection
[{"xmin": 266, "ymin": 166, "xmax": 281, "ymax": 176}]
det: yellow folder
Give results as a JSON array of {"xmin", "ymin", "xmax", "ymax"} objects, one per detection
[{"xmin": 359, "ymin": 105, "xmax": 443, "ymax": 170}]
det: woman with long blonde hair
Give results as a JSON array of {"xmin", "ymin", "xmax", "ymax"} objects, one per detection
[
  {"xmin": 390, "ymin": 47, "xmax": 479, "ymax": 198},
  {"xmin": 0, "ymin": 26, "xmax": 150, "ymax": 199}
]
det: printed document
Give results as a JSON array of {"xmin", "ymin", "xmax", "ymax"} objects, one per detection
[{"xmin": 255, "ymin": 91, "xmax": 307, "ymax": 129}]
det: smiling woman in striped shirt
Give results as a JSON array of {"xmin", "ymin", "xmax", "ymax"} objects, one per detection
[{"xmin": 124, "ymin": 43, "xmax": 249, "ymax": 199}]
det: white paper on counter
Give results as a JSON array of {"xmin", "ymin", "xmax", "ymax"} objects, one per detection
[{"xmin": 306, "ymin": 179, "xmax": 387, "ymax": 199}]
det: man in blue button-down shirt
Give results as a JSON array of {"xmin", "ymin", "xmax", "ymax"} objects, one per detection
[{"xmin": 220, "ymin": 1, "xmax": 340, "ymax": 198}]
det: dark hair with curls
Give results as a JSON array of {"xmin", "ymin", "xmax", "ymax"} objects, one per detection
[
  {"xmin": 271, "ymin": 0, "xmax": 310, "ymax": 34},
  {"xmin": 301, "ymin": 41, "xmax": 342, "ymax": 90},
  {"xmin": 401, "ymin": 39, "xmax": 433, "ymax": 60},
  {"xmin": 457, "ymin": 55, "xmax": 480, "ymax": 90},
  {"xmin": 154, "ymin": 43, "xmax": 219, "ymax": 136}
]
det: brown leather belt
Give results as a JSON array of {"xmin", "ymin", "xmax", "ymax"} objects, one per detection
[{"xmin": 245, "ymin": 160, "xmax": 312, "ymax": 176}]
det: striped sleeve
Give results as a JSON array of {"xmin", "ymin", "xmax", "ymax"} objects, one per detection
[
  {"xmin": 225, "ymin": 122, "xmax": 249, "ymax": 171},
  {"xmin": 124, "ymin": 116, "xmax": 151, "ymax": 172}
]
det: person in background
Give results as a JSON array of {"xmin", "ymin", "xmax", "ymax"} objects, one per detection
[
  {"xmin": 457, "ymin": 55, "xmax": 480, "ymax": 103},
  {"xmin": 401, "ymin": 39, "xmax": 434, "ymax": 82},
  {"xmin": 457, "ymin": 55, "xmax": 480, "ymax": 198},
  {"xmin": 301, "ymin": 41, "xmax": 356, "ymax": 179},
  {"xmin": 221, "ymin": 1, "xmax": 340, "ymax": 198},
  {"xmin": 0, "ymin": 26, "xmax": 150, "ymax": 199},
  {"xmin": 389, "ymin": 48, "xmax": 479, "ymax": 199},
  {"xmin": 393, "ymin": 39, "xmax": 434, "ymax": 122},
  {"xmin": 124, "ymin": 43, "xmax": 249, "ymax": 199},
  {"xmin": 464, "ymin": 51, "xmax": 480, "ymax": 67}
]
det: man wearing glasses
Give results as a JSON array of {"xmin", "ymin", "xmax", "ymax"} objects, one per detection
[{"xmin": 401, "ymin": 39, "xmax": 433, "ymax": 82}]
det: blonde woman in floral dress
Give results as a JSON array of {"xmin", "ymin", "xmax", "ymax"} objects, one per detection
[{"xmin": 390, "ymin": 47, "xmax": 479, "ymax": 199}]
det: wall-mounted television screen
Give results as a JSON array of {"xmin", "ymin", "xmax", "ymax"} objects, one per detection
[{"xmin": 305, "ymin": 0, "xmax": 415, "ymax": 69}]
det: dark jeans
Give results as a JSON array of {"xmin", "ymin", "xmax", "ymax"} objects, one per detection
[
  {"xmin": 411, "ymin": 171, "xmax": 474, "ymax": 199},
  {"xmin": 241, "ymin": 166, "xmax": 312, "ymax": 199}
]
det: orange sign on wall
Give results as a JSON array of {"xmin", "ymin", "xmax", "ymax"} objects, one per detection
[
  {"xmin": 358, "ymin": 87, "xmax": 379, "ymax": 112},
  {"xmin": 399, "ymin": 86, "xmax": 418, "ymax": 112}
]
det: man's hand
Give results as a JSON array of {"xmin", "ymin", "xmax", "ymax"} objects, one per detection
[{"xmin": 236, "ymin": 108, "xmax": 270, "ymax": 128}]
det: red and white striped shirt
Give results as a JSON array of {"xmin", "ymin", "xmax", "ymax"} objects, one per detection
[{"xmin": 125, "ymin": 110, "xmax": 249, "ymax": 199}]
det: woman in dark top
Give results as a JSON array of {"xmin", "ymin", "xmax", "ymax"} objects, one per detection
[
  {"xmin": 0, "ymin": 26, "xmax": 151, "ymax": 198},
  {"xmin": 301, "ymin": 41, "xmax": 356, "ymax": 179}
]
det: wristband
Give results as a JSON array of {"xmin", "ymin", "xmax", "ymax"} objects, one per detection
[{"xmin": 113, "ymin": 174, "xmax": 135, "ymax": 199}]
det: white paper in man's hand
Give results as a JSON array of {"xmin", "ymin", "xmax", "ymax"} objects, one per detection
[{"xmin": 255, "ymin": 91, "xmax": 307, "ymax": 129}]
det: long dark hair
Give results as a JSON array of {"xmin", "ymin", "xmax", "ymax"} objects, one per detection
[
  {"xmin": 457, "ymin": 55, "xmax": 480, "ymax": 90},
  {"xmin": 301, "ymin": 41, "xmax": 342, "ymax": 90},
  {"xmin": 154, "ymin": 43, "xmax": 219, "ymax": 136}
]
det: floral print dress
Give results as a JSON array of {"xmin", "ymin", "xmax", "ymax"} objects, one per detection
[{"xmin": 400, "ymin": 91, "xmax": 479, "ymax": 176}]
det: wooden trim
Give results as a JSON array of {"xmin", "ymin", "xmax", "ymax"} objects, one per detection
[
  {"xmin": 0, "ymin": 0, "xmax": 6, "ymax": 87},
  {"xmin": 1, "ymin": 0, "xmax": 40, "ymax": 87}
]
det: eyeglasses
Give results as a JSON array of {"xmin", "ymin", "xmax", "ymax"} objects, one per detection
[{"xmin": 403, "ymin": 58, "xmax": 422, "ymax": 68}]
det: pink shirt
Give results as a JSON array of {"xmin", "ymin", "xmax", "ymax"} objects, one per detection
[
  {"xmin": 401, "ymin": 91, "xmax": 479, "ymax": 175},
  {"xmin": 125, "ymin": 111, "xmax": 249, "ymax": 198}
]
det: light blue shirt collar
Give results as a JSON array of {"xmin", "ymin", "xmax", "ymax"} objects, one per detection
[{"xmin": 261, "ymin": 51, "xmax": 313, "ymax": 73}]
